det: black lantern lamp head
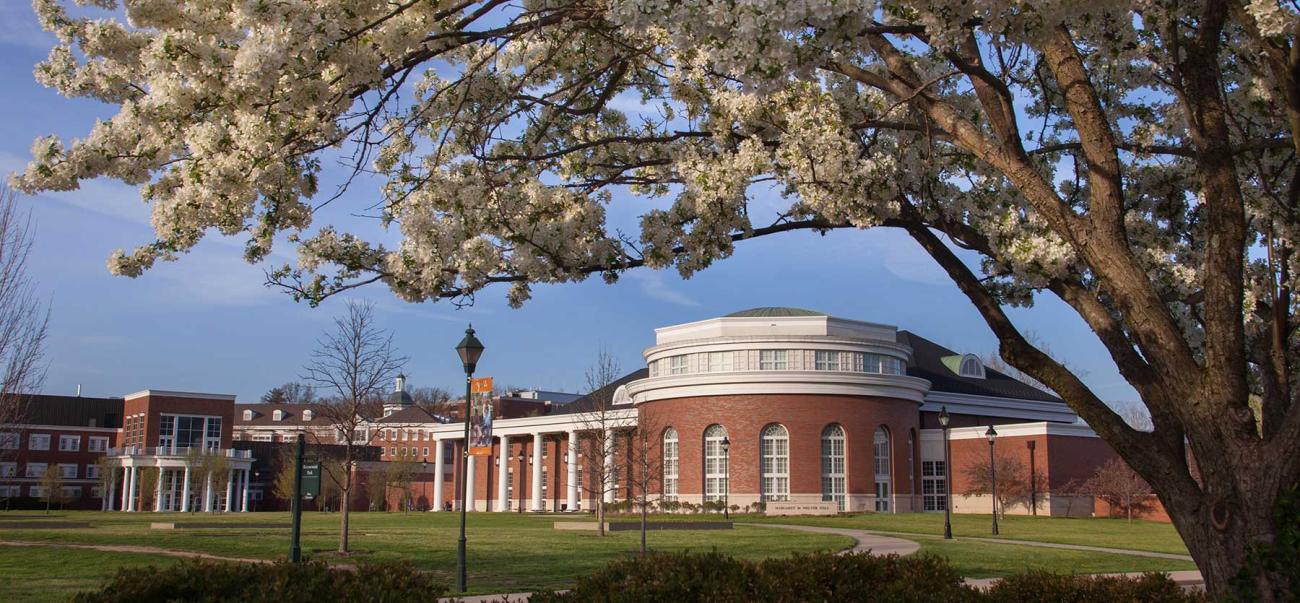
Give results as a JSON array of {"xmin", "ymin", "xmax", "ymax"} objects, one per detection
[
  {"xmin": 985, "ymin": 425, "xmax": 998, "ymax": 444},
  {"xmin": 938, "ymin": 406, "xmax": 950, "ymax": 428},
  {"xmin": 455, "ymin": 325, "xmax": 485, "ymax": 374},
  {"xmin": 721, "ymin": 436, "xmax": 730, "ymax": 451}
]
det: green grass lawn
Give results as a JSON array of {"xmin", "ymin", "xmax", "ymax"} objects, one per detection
[
  {"xmin": 0, "ymin": 545, "xmax": 180, "ymax": 603},
  {"xmin": 0, "ymin": 511, "xmax": 850, "ymax": 597},
  {"xmin": 0, "ymin": 510, "xmax": 1198, "ymax": 601},
  {"xmin": 735, "ymin": 512, "xmax": 1191, "ymax": 555}
]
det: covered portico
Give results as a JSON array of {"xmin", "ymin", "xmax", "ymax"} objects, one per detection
[{"xmin": 105, "ymin": 447, "xmax": 256, "ymax": 512}]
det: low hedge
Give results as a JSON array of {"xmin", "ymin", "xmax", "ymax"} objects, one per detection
[
  {"xmin": 73, "ymin": 559, "xmax": 447, "ymax": 603},
  {"xmin": 531, "ymin": 551, "xmax": 1205, "ymax": 603},
  {"xmin": 530, "ymin": 551, "xmax": 975, "ymax": 602},
  {"xmin": 985, "ymin": 571, "xmax": 1205, "ymax": 602}
]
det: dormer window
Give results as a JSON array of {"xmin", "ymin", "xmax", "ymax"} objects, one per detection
[
  {"xmin": 273, "ymin": 409, "xmax": 285, "ymax": 421},
  {"xmin": 242, "ymin": 409, "xmax": 254, "ymax": 421},
  {"xmin": 302, "ymin": 409, "xmax": 314, "ymax": 421},
  {"xmin": 959, "ymin": 354, "xmax": 986, "ymax": 379}
]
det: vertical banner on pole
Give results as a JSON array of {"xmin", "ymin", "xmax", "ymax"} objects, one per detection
[{"xmin": 469, "ymin": 377, "xmax": 494, "ymax": 456}]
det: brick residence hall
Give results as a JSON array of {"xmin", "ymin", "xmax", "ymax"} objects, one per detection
[{"xmin": 1, "ymin": 308, "xmax": 1150, "ymax": 518}]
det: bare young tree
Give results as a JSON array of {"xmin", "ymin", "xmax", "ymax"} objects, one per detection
[
  {"xmin": 961, "ymin": 452, "xmax": 1041, "ymax": 517},
  {"xmin": 1085, "ymin": 458, "xmax": 1156, "ymax": 522},
  {"xmin": 302, "ymin": 300, "xmax": 406, "ymax": 553},
  {"xmin": 575, "ymin": 349, "xmax": 626, "ymax": 537},
  {"xmin": 625, "ymin": 409, "xmax": 664, "ymax": 555},
  {"xmin": 0, "ymin": 187, "xmax": 49, "ymax": 435}
]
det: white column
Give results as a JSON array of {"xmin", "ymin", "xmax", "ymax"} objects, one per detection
[
  {"xmin": 240, "ymin": 469, "xmax": 250, "ymax": 512},
  {"xmin": 432, "ymin": 440, "xmax": 445, "ymax": 511},
  {"xmin": 105, "ymin": 470, "xmax": 117, "ymax": 511},
  {"xmin": 225, "ymin": 469, "xmax": 235, "ymax": 512},
  {"xmin": 464, "ymin": 453, "xmax": 476, "ymax": 511},
  {"xmin": 530, "ymin": 433, "xmax": 544, "ymax": 512},
  {"xmin": 123, "ymin": 467, "xmax": 135, "ymax": 512},
  {"xmin": 180, "ymin": 467, "xmax": 191, "ymax": 512},
  {"xmin": 496, "ymin": 436, "xmax": 510, "ymax": 511},
  {"xmin": 154, "ymin": 468, "xmax": 165, "ymax": 512},
  {"xmin": 566, "ymin": 431, "xmax": 578, "ymax": 512},
  {"xmin": 203, "ymin": 471, "xmax": 214, "ymax": 513},
  {"xmin": 603, "ymin": 431, "xmax": 615, "ymax": 504}
]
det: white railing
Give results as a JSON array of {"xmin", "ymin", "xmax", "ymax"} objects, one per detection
[{"xmin": 107, "ymin": 446, "xmax": 251, "ymax": 459}]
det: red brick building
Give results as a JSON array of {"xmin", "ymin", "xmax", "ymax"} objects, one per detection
[
  {"xmin": 233, "ymin": 307, "xmax": 1127, "ymax": 517},
  {"xmin": 0, "ymin": 395, "xmax": 121, "ymax": 509}
]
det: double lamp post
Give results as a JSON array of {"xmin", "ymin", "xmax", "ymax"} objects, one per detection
[{"xmin": 937, "ymin": 406, "xmax": 999, "ymax": 538}]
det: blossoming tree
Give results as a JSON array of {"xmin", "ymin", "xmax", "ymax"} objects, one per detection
[{"xmin": 11, "ymin": 0, "xmax": 1300, "ymax": 596}]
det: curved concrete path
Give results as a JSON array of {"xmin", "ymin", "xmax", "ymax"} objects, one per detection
[{"xmin": 746, "ymin": 522, "xmax": 921, "ymax": 556}]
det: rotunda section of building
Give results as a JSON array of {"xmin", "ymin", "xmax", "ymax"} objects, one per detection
[{"xmin": 627, "ymin": 308, "xmax": 929, "ymax": 512}]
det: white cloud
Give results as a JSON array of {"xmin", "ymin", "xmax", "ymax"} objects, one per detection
[
  {"xmin": 1, "ymin": 151, "xmax": 152, "ymax": 226},
  {"xmin": 625, "ymin": 270, "xmax": 700, "ymax": 307},
  {"xmin": 852, "ymin": 229, "xmax": 952, "ymax": 286}
]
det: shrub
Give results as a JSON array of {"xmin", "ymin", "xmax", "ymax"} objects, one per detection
[
  {"xmin": 758, "ymin": 552, "xmax": 976, "ymax": 602},
  {"xmin": 530, "ymin": 551, "xmax": 978, "ymax": 603},
  {"xmin": 985, "ymin": 571, "xmax": 1206, "ymax": 602},
  {"xmin": 73, "ymin": 559, "xmax": 448, "ymax": 603},
  {"xmin": 530, "ymin": 551, "xmax": 760, "ymax": 603}
]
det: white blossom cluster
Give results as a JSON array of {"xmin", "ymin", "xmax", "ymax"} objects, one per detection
[{"xmin": 8, "ymin": 0, "xmax": 1299, "ymax": 364}]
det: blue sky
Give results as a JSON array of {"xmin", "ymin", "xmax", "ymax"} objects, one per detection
[{"xmin": 0, "ymin": 5, "xmax": 1139, "ymax": 406}]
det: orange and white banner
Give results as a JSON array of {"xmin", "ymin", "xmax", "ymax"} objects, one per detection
[{"xmin": 469, "ymin": 377, "xmax": 494, "ymax": 456}]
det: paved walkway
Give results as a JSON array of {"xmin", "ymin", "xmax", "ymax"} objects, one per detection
[
  {"xmin": 0, "ymin": 540, "xmax": 268, "ymax": 564},
  {"xmin": 746, "ymin": 523, "xmax": 921, "ymax": 556},
  {"xmin": 965, "ymin": 570, "xmax": 1205, "ymax": 591}
]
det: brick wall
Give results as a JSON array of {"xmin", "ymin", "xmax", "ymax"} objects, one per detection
[{"xmin": 638, "ymin": 394, "xmax": 921, "ymax": 508}]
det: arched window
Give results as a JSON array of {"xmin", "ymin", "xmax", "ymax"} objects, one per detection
[
  {"xmin": 874, "ymin": 426, "xmax": 892, "ymax": 512},
  {"xmin": 703, "ymin": 425, "xmax": 729, "ymax": 503},
  {"xmin": 821, "ymin": 424, "xmax": 846, "ymax": 511},
  {"xmin": 959, "ymin": 354, "xmax": 986, "ymax": 378},
  {"xmin": 760, "ymin": 424, "xmax": 789, "ymax": 501},
  {"xmin": 662, "ymin": 428, "xmax": 679, "ymax": 502}
]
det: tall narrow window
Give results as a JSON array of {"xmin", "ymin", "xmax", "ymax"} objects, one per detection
[
  {"xmin": 759, "ymin": 350, "xmax": 788, "ymax": 370},
  {"xmin": 814, "ymin": 351, "xmax": 841, "ymax": 371},
  {"xmin": 662, "ymin": 428, "xmax": 679, "ymax": 501},
  {"xmin": 707, "ymin": 352, "xmax": 733, "ymax": 372},
  {"xmin": 922, "ymin": 461, "xmax": 948, "ymax": 511},
  {"xmin": 760, "ymin": 424, "xmax": 789, "ymax": 501},
  {"xmin": 821, "ymin": 424, "xmax": 846, "ymax": 511},
  {"xmin": 874, "ymin": 427, "xmax": 892, "ymax": 512},
  {"xmin": 703, "ymin": 425, "xmax": 728, "ymax": 502}
]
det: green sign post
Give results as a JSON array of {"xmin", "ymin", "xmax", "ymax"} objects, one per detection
[{"xmin": 302, "ymin": 460, "xmax": 321, "ymax": 501}]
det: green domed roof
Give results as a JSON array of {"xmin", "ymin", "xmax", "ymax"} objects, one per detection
[{"xmin": 724, "ymin": 307, "xmax": 827, "ymax": 318}]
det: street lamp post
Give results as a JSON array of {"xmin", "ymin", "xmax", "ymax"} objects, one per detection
[
  {"xmin": 1026, "ymin": 440, "xmax": 1037, "ymax": 516},
  {"xmin": 454, "ymin": 325, "xmax": 485, "ymax": 594},
  {"xmin": 720, "ymin": 436, "xmax": 730, "ymax": 520},
  {"xmin": 986, "ymin": 425, "xmax": 999, "ymax": 536},
  {"xmin": 938, "ymin": 406, "xmax": 952, "ymax": 540}
]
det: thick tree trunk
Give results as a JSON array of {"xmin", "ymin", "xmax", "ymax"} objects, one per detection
[{"xmin": 1165, "ymin": 477, "xmax": 1287, "ymax": 601}]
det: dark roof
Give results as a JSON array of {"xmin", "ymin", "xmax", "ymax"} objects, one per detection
[
  {"xmin": 377, "ymin": 405, "xmax": 449, "ymax": 424},
  {"xmin": 234, "ymin": 403, "xmax": 337, "ymax": 426},
  {"xmin": 725, "ymin": 307, "xmax": 826, "ymax": 318},
  {"xmin": 386, "ymin": 390, "xmax": 414, "ymax": 406},
  {"xmin": 550, "ymin": 368, "xmax": 649, "ymax": 415},
  {"xmin": 9, "ymin": 394, "xmax": 123, "ymax": 428},
  {"xmin": 896, "ymin": 331, "xmax": 1062, "ymax": 403}
]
